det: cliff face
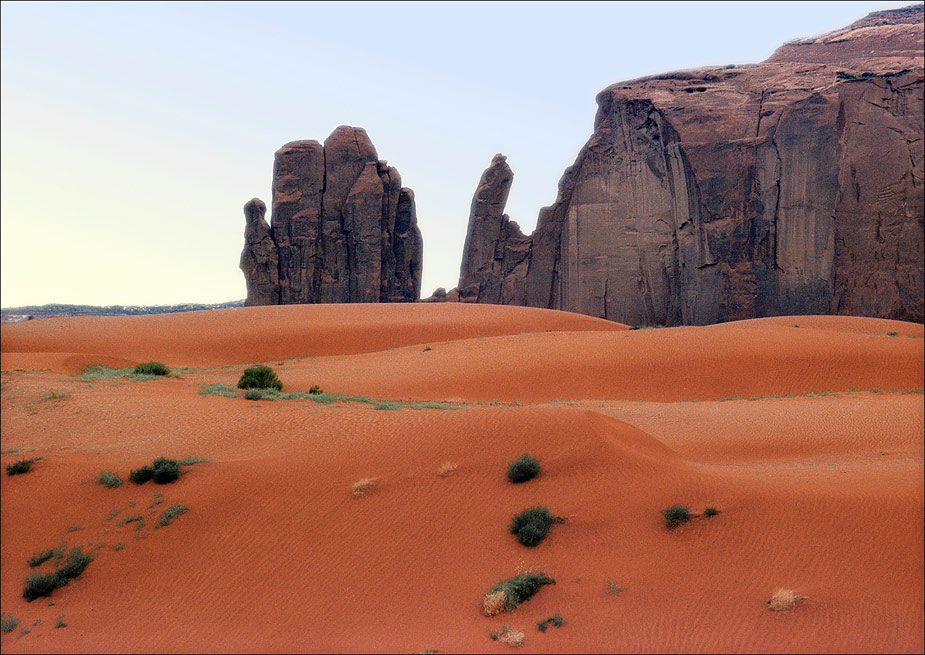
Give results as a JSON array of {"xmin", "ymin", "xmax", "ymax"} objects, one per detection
[
  {"xmin": 241, "ymin": 126, "xmax": 423, "ymax": 306},
  {"xmin": 456, "ymin": 5, "xmax": 924, "ymax": 324}
]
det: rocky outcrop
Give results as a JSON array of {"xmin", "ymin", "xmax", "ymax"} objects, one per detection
[
  {"xmin": 241, "ymin": 126, "xmax": 423, "ymax": 305},
  {"xmin": 457, "ymin": 5, "xmax": 924, "ymax": 324}
]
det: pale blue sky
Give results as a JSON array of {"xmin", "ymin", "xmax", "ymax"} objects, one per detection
[{"xmin": 0, "ymin": 1, "xmax": 907, "ymax": 306}]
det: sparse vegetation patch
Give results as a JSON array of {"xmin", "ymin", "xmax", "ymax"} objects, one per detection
[
  {"xmin": 6, "ymin": 458, "xmax": 38, "ymax": 476},
  {"xmin": 662, "ymin": 504, "xmax": 692, "ymax": 529},
  {"xmin": 22, "ymin": 547, "xmax": 93, "ymax": 602},
  {"xmin": 537, "ymin": 613, "xmax": 565, "ymax": 631},
  {"xmin": 1, "ymin": 614, "xmax": 20, "ymax": 633},
  {"xmin": 97, "ymin": 471, "xmax": 122, "ymax": 488},
  {"xmin": 158, "ymin": 504, "xmax": 189, "ymax": 526},
  {"xmin": 27, "ymin": 546, "xmax": 65, "ymax": 568},
  {"xmin": 133, "ymin": 362, "xmax": 169, "ymax": 376},
  {"xmin": 483, "ymin": 572, "xmax": 555, "ymax": 614}
]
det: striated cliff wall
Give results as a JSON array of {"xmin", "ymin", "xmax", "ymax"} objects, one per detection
[
  {"xmin": 241, "ymin": 126, "xmax": 423, "ymax": 306},
  {"xmin": 455, "ymin": 5, "xmax": 924, "ymax": 324}
]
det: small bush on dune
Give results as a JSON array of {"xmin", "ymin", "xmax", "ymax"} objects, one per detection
[
  {"xmin": 97, "ymin": 471, "xmax": 122, "ymax": 488},
  {"xmin": 6, "ymin": 459, "xmax": 36, "ymax": 476},
  {"xmin": 129, "ymin": 466, "xmax": 154, "ymax": 484},
  {"xmin": 483, "ymin": 572, "xmax": 555, "ymax": 615},
  {"xmin": 506, "ymin": 454, "xmax": 540, "ymax": 483},
  {"xmin": 27, "ymin": 546, "xmax": 64, "ymax": 567},
  {"xmin": 133, "ymin": 362, "xmax": 169, "ymax": 376},
  {"xmin": 509, "ymin": 507, "xmax": 563, "ymax": 547},
  {"xmin": 662, "ymin": 504, "xmax": 692, "ymax": 528},
  {"xmin": 129, "ymin": 457, "xmax": 182, "ymax": 485},
  {"xmin": 309, "ymin": 385, "xmax": 323, "ymax": 395},
  {"xmin": 237, "ymin": 365, "xmax": 283, "ymax": 391},
  {"xmin": 151, "ymin": 458, "xmax": 180, "ymax": 484},
  {"xmin": 1, "ymin": 614, "xmax": 20, "ymax": 633},
  {"xmin": 244, "ymin": 390, "xmax": 265, "ymax": 400},
  {"xmin": 437, "ymin": 462, "xmax": 458, "ymax": 477},
  {"xmin": 704, "ymin": 506, "xmax": 718, "ymax": 517},
  {"xmin": 22, "ymin": 546, "xmax": 93, "ymax": 601}
]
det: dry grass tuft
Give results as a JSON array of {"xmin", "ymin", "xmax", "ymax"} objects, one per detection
[
  {"xmin": 498, "ymin": 626, "xmax": 525, "ymax": 647},
  {"xmin": 482, "ymin": 590, "xmax": 507, "ymax": 617},
  {"xmin": 351, "ymin": 478, "xmax": 378, "ymax": 498},
  {"xmin": 768, "ymin": 588, "xmax": 806, "ymax": 611},
  {"xmin": 437, "ymin": 462, "xmax": 458, "ymax": 477}
]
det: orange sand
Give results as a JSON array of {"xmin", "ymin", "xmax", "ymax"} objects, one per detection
[{"xmin": 1, "ymin": 305, "xmax": 922, "ymax": 653}]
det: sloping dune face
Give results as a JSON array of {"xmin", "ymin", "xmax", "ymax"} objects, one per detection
[{"xmin": 1, "ymin": 305, "xmax": 922, "ymax": 653}]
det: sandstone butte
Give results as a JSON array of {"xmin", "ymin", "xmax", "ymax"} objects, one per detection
[
  {"xmin": 450, "ymin": 4, "xmax": 924, "ymax": 326},
  {"xmin": 240, "ymin": 126, "xmax": 423, "ymax": 306}
]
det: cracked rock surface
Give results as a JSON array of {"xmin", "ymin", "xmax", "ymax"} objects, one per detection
[{"xmin": 455, "ymin": 5, "xmax": 923, "ymax": 325}]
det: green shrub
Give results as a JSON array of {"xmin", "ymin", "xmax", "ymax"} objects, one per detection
[
  {"xmin": 133, "ymin": 362, "xmax": 169, "ymax": 376},
  {"xmin": 244, "ymin": 390, "xmax": 264, "ymax": 400},
  {"xmin": 151, "ymin": 458, "xmax": 180, "ymax": 484},
  {"xmin": 309, "ymin": 385, "xmax": 323, "ymax": 394},
  {"xmin": 486, "ymin": 572, "xmax": 555, "ymax": 612},
  {"xmin": 506, "ymin": 454, "xmax": 540, "ymax": 483},
  {"xmin": 55, "ymin": 547, "xmax": 93, "ymax": 580},
  {"xmin": 97, "ymin": 471, "xmax": 122, "ymax": 488},
  {"xmin": 509, "ymin": 507, "xmax": 561, "ymax": 547},
  {"xmin": 23, "ymin": 571, "xmax": 64, "ymax": 601},
  {"xmin": 158, "ymin": 504, "xmax": 189, "ymax": 526},
  {"xmin": 27, "ymin": 546, "xmax": 64, "ymax": 567},
  {"xmin": 1, "ymin": 614, "xmax": 20, "ymax": 633},
  {"xmin": 704, "ymin": 506, "xmax": 718, "ymax": 517},
  {"xmin": 22, "ymin": 548, "xmax": 91, "ymax": 603},
  {"xmin": 55, "ymin": 614, "xmax": 66, "ymax": 629},
  {"xmin": 662, "ymin": 504, "xmax": 692, "ymax": 528},
  {"xmin": 237, "ymin": 365, "xmax": 282, "ymax": 391},
  {"xmin": 6, "ymin": 459, "xmax": 35, "ymax": 476},
  {"xmin": 129, "ymin": 466, "xmax": 154, "ymax": 484},
  {"xmin": 537, "ymin": 613, "xmax": 565, "ymax": 631}
]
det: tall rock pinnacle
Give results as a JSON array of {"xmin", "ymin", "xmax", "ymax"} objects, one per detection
[{"xmin": 240, "ymin": 126, "xmax": 423, "ymax": 305}]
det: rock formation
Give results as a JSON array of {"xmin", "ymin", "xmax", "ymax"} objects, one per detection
[
  {"xmin": 456, "ymin": 5, "xmax": 924, "ymax": 324},
  {"xmin": 241, "ymin": 126, "xmax": 423, "ymax": 305}
]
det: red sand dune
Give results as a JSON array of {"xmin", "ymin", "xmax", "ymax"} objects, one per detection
[{"xmin": 1, "ymin": 304, "xmax": 922, "ymax": 653}]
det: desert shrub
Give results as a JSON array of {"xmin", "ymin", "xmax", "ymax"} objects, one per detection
[
  {"xmin": 537, "ymin": 613, "xmax": 565, "ymax": 631},
  {"xmin": 662, "ymin": 504, "xmax": 692, "ymax": 528},
  {"xmin": 117, "ymin": 514, "xmax": 143, "ymax": 526},
  {"xmin": 309, "ymin": 385, "xmax": 323, "ymax": 394},
  {"xmin": 237, "ymin": 365, "xmax": 282, "ymax": 391},
  {"xmin": 704, "ymin": 506, "xmax": 718, "ymax": 517},
  {"xmin": 158, "ymin": 504, "xmax": 189, "ymax": 526},
  {"xmin": 509, "ymin": 507, "xmax": 561, "ymax": 547},
  {"xmin": 244, "ymin": 390, "xmax": 264, "ymax": 400},
  {"xmin": 129, "ymin": 466, "xmax": 155, "ymax": 484},
  {"xmin": 97, "ymin": 471, "xmax": 122, "ymax": 488},
  {"xmin": 506, "ymin": 454, "xmax": 540, "ymax": 483},
  {"xmin": 1, "ymin": 614, "xmax": 20, "ymax": 633},
  {"xmin": 23, "ymin": 572, "xmax": 65, "ymax": 602},
  {"xmin": 151, "ymin": 458, "xmax": 180, "ymax": 484},
  {"xmin": 6, "ymin": 459, "xmax": 35, "ymax": 476},
  {"xmin": 55, "ymin": 614, "xmax": 66, "ymax": 628},
  {"xmin": 56, "ymin": 547, "xmax": 93, "ymax": 581},
  {"xmin": 22, "ymin": 547, "xmax": 93, "ymax": 601},
  {"xmin": 27, "ymin": 546, "xmax": 64, "ymax": 567},
  {"xmin": 484, "ymin": 572, "xmax": 555, "ymax": 614},
  {"xmin": 133, "ymin": 362, "xmax": 169, "ymax": 376}
]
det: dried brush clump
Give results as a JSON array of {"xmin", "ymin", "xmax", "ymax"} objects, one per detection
[
  {"xmin": 768, "ymin": 588, "xmax": 807, "ymax": 612},
  {"xmin": 437, "ymin": 462, "xmax": 458, "ymax": 477},
  {"xmin": 498, "ymin": 626, "xmax": 525, "ymax": 647},
  {"xmin": 351, "ymin": 478, "xmax": 378, "ymax": 498}
]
